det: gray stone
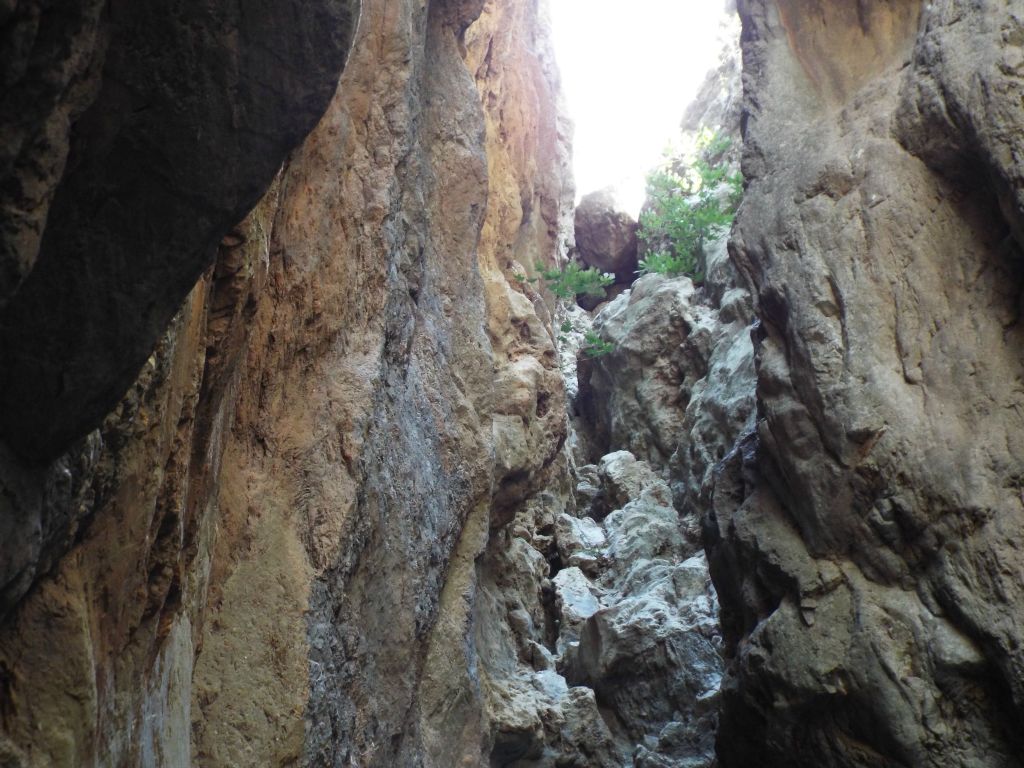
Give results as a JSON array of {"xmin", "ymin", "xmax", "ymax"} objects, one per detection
[
  {"xmin": 580, "ymin": 276, "xmax": 719, "ymax": 465},
  {"xmin": 599, "ymin": 450, "xmax": 668, "ymax": 509},
  {"xmin": 708, "ymin": 1, "xmax": 1024, "ymax": 765},
  {"xmin": 553, "ymin": 566, "xmax": 603, "ymax": 639}
]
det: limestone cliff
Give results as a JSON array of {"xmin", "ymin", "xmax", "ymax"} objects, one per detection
[
  {"xmin": 3, "ymin": 0, "xmax": 1022, "ymax": 766},
  {"xmin": 708, "ymin": 1, "xmax": 1024, "ymax": 766},
  {"xmin": 0, "ymin": 0, "xmax": 574, "ymax": 763},
  {"xmin": 0, "ymin": 0, "xmax": 358, "ymax": 618},
  {"xmin": 0, "ymin": 0, "xmax": 358, "ymax": 461}
]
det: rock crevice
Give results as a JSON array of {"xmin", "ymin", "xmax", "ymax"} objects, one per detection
[{"xmin": 2, "ymin": 1, "xmax": 1021, "ymax": 766}]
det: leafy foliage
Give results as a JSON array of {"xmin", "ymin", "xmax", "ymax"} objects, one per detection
[
  {"xmin": 581, "ymin": 331, "xmax": 615, "ymax": 358},
  {"xmin": 638, "ymin": 129, "xmax": 743, "ymax": 280},
  {"xmin": 533, "ymin": 261, "xmax": 613, "ymax": 299},
  {"xmin": 637, "ymin": 250, "xmax": 694, "ymax": 278},
  {"xmin": 527, "ymin": 262, "xmax": 616, "ymax": 357},
  {"xmin": 555, "ymin": 318, "xmax": 614, "ymax": 358}
]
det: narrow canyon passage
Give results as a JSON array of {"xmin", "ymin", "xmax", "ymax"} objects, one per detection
[{"xmin": 0, "ymin": 1, "xmax": 1022, "ymax": 767}]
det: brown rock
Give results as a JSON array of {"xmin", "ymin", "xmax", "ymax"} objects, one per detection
[
  {"xmin": 574, "ymin": 189, "xmax": 639, "ymax": 278},
  {"xmin": 0, "ymin": 0, "xmax": 358, "ymax": 461},
  {"xmin": 0, "ymin": 0, "xmax": 575, "ymax": 765}
]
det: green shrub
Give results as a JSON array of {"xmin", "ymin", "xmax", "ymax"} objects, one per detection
[
  {"xmin": 529, "ymin": 263, "xmax": 615, "ymax": 356},
  {"xmin": 533, "ymin": 260, "xmax": 613, "ymax": 299},
  {"xmin": 637, "ymin": 250, "xmax": 696, "ymax": 278},
  {"xmin": 638, "ymin": 129, "xmax": 742, "ymax": 280},
  {"xmin": 581, "ymin": 331, "xmax": 614, "ymax": 358},
  {"xmin": 553, "ymin": 318, "xmax": 614, "ymax": 358}
]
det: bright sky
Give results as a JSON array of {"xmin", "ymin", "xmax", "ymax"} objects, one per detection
[{"xmin": 549, "ymin": 0, "xmax": 728, "ymax": 216}]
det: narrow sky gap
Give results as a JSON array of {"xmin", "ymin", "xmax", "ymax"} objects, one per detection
[{"xmin": 550, "ymin": 0, "xmax": 728, "ymax": 216}]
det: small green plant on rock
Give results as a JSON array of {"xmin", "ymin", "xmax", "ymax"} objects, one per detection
[
  {"xmin": 533, "ymin": 260, "xmax": 613, "ymax": 299},
  {"xmin": 581, "ymin": 331, "xmax": 615, "ymax": 358},
  {"xmin": 637, "ymin": 250, "xmax": 696, "ymax": 279},
  {"xmin": 554, "ymin": 319, "xmax": 613, "ymax": 358},
  {"xmin": 638, "ymin": 129, "xmax": 743, "ymax": 280},
  {"xmin": 529, "ymin": 261, "xmax": 616, "ymax": 357}
]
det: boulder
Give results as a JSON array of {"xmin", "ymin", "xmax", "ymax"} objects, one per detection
[
  {"xmin": 574, "ymin": 189, "xmax": 639, "ymax": 277},
  {"xmin": 580, "ymin": 277, "xmax": 718, "ymax": 465}
]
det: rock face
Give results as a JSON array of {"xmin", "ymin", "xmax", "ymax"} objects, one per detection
[
  {"xmin": 580, "ymin": 274, "xmax": 721, "ymax": 467},
  {"xmin": 199, "ymin": 0, "xmax": 500, "ymax": 761},
  {"xmin": 574, "ymin": 189, "xmax": 640, "ymax": 278},
  {"xmin": 562, "ymin": 252, "xmax": 752, "ymax": 768},
  {"xmin": 0, "ymin": 0, "xmax": 359, "ymax": 639},
  {"xmin": 569, "ymin": 454, "xmax": 721, "ymax": 765},
  {"xmin": 4, "ymin": 0, "xmax": 1020, "ymax": 766},
  {"xmin": 0, "ymin": 0, "xmax": 358, "ymax": 461},
  {"xmin": 708, "ymin": 1, "xmax": 1024, "ymax": 766},
  {"xmin": 0, "ymin": 0, "xmax": 575, "ymax": 763}
]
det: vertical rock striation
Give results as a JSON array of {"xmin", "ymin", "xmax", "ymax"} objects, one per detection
[
  {"xmin": 0, "ymin": 0, "xmax": 578, "ymax": 764},
  {"xmin": 181, "ymin": 0, "xmax": 576, "ymax": 762},
  {"xmin": 0, "ymin": 0, "xmax": 360, "ymax": 763},
  {"xmin": 709, "ymin": 1, "xmax": 1024, "ymax": 765}
]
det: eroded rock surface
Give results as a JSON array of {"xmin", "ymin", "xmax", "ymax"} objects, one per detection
[
  {"xmin": 0, "ymin": 0, "xmax": 358, "ymax": 461},
  {"xmin": 4, "ymin": 0, "xmax": 1016, "ymax": 766},
  {"xmin": 0, "ymin": 0, "xmax": 574, "ymax": 763},
  {"xmin": 580, "ymin": 274, "xmax": 734, "ymax": 469},
  {"xmin": 0, "ymin": 0, "xmax": 359, "ymax": 632},
  {"xmin": 709, "ymin": 1, "xmax": 1024, "ymax": 766},
  {"xmin": 478, "ymin": 450, "xmax": 722, "ymax": 768}
]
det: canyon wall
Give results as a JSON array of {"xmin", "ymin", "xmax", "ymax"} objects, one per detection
[
  {"xmin": 0, "ymin": 0, "xmax": 575, "ymax": 764},
  {"xmin": 709, "ymin": 1, "xmax": 1024, "ymax": 765},
  {"xmin": 4, "ymin": 0, "xmax": 1022, "ymax": 765},
  {"xmin": 0, "ymin": 0, "xmax": 358, "ymax": 620},
  {"xmin": 0, "ymin": 0, "xmax": 357, "ymax": 461}
]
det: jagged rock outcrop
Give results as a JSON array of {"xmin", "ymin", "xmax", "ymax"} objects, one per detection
[
  {"xmin": 580, "ymin": 275, "xmax": 721, "ymax": 467},
  {"xmin": 574, "ymin": 189, "xmax": 640, "ymax": 278},
  {"xmin": 476, "ymin": 449, "xmax": 721, "ymax": 768},
  {"xmin": 568, "ymin": 453, "xmax": 721, "ymax": 764},
  {"xmin": 562, "ymin": 266, "xmax": 753, "ymax": 767},
  {"xmin": 708, "ymin": 1, "xmax": 1024, "ymax": 766}
]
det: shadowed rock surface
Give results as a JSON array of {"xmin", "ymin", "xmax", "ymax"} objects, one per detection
[
  {"xmin": 0, "ymin": 0, "xmax": 578, "ymax": 763},
  {"xmin": 476, "ymin": 449, "xmax": 721, "ymax": 768},
  {"xmin": 0, "ymin": 0, "xmax": 359, "ymax": 636},
  {"xmin": 708, "ymin": 1, "xmax": 1024, "ymax": 765},
  {"xmin": 1, "ymin": 0, "xmax": 1022, "ymax": 765},
  {"xmin": 0, "ymin": 0, "xmax": 358, "ymax": 461},
  {"xmin": 574, "ymin": 189, "xmax": 640, "ymax": 279}
]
